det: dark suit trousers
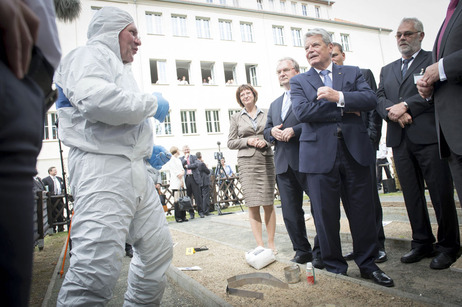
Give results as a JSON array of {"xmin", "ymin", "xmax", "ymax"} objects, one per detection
[
  {"xmin": 447, "ymin": 149, "xmax": 462, "ymax": 210},
  {"xmin": 185, "ymin": 175, "xmax": 203, "ymax": 215},
  {"xmin": 393, "ymin": 135, "xmax": 460, "ymax": 255},
  {"xmin": 201, "ymin": 184, "xmax": 211, "ymax": 214},
  {"xmin": 276, "ymin": 167, "xmax": 312, "ymax": 257},
  {"xmin": 307, "ymin": 139, "xmax": 379, "ymax": 274},
  {"xmin": 0, "ymin": 61, "xmax": 44, "ymax": 306}
]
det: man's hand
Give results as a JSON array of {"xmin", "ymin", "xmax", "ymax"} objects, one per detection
[
  {"xmin": 255, "ymin": 139, "xmax": 267, "ymax": 148},
  {"xmin": 397, "ymin": 113, "xmax": 412, "ymax": 128},
  {"xmin": 317, "ymin": 86, "xmax": 340, "ymax": 102},
  {"xmin": 417, "ymin": 62, "xmax": 439, "ymax": 99},
  {"xmin": 386, "ymin": 102, "xmax": 408, "ymax": 122},
  {"xmin": 0, "ymin": 0, "xmax": 39, "ymax": 79},
  {"xmin": 271, "ymin": 124, "xmax": 284, "ymax": 141},
  {"xmin": 272, "ymin": 124, "xmax": 295, "ymax": 142}
]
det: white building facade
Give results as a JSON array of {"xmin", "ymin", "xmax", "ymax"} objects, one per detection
[{"xmin": 39, "ymin": 0, "xmax": 397, "ymax": 180}]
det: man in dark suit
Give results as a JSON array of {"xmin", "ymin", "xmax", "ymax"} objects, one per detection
[
  {"xmin": 42, "ymin": 166, "xmax": 65, "ymax": 232},
  {"xmin": 377, "ymin": 18, "xmax": 459, "ymax": 270},
  {"xmin": 196, "ymin": 152, "xmax": 212, "ymax": 215},
  {"xmin": 33, "ymin": 175, "xmax": 46, "ymax": 193},
  {"xmin": 264, "ymin": 57, "xmax": 314, "ymax": 265},
  {"xmin": 181, "ymin": 145, "xmax": 204, "ymax": 218},
  {"xmin": 331, "ymin": 42, "xmax": 387, "ymax": 263},
  {"xmin": 290, "ymin": 28, "xmax": 393, "ymax": 287},
  {"xmin": 42, "ymin": 166, "xmax": 64, "ymax": 195},
  {"xmin": 418, "ymin": 0, "xmax": 462, "ymax": 209}
]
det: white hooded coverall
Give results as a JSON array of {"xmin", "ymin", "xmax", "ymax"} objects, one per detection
[{"xmin": 54, "ymin": 7, "xmax": 173, "ymax": 306}]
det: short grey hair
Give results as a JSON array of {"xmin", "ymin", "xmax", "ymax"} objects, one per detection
[
  {"xmin": 400, "ymin": 17, "xmax": 424, "ymax": 33},
  {"xmin": 277, "ymin": 57, "xmax": 300, "ymax": 73},
  {"xmin": 305, "ymin": 28, "xmax": 332, "ymax": 46}
]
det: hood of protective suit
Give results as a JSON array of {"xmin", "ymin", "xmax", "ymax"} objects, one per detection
[{"xmin": 86, "ymin": 6, "xmax": 134, "ymax": 62}]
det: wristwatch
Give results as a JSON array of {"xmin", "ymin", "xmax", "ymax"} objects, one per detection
[{"xmin": 403, "ymin": 101, "xmax": 409, "ymax": 110}]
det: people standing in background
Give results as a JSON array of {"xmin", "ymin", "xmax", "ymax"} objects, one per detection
[
  {"xmin": 216, "ymin": 157, "xmax": 238, "ymax": 208},
  {"xmin": 181, "ymin": 145, "xmax": 205, "ymax": 218},
  {"xmin": 197, "ymin": 152, "xmax": 212, "ymax": 215},
  {"xmin": 42, "ymin": 166, "xmax": 64, "ymax": 195},
  {"xmin": 417, "ymin": 0, "xmax": 462, "ymax": 209},
  {"xmin": 228, "ymin": 84, "xmax": 277, "ymax": 253},
  {"xmin": 376, "ymin": 143, "xmax": 392, "ymax": 190},
  {"xmin": 264, "ymin": 57, "xmax": 314, "ymax": 265},
  {"xmin": 42, "ymin": 166, "xmax": 65, "ymax": 232},
  {"xmin": 377, "ymin": 17, "xmax": 459, "ymax": 270},
  {"xmin": 166, "ymin": 146, "xmax": 187, "ymax": 223},
  {"xmin": 331, "ymin": 42, "xmax": 388, "ymax": 264}
]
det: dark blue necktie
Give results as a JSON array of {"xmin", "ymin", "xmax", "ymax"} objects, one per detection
[
  {"xmin": 402, "ymin": 57, "xmax": 413, "ymax": 78},
  {"xmin": 320, "ymin": 70, "xmax": 332, "ymax": 87}
]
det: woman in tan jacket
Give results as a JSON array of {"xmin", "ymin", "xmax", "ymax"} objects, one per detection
[{"xmin": 228, "ymin": 84, "xmax": 277, "ymax": 253}]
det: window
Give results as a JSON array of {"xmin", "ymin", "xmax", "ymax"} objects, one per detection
[
  {"xmin": 300, "ymin": 67, "xmax": 308, "ymax": 73},
  {"xmin": 155, "ymin": 112, "xmax": 172, "ymax": 135},
  {"xmin": 291, "ymin": 28, "xmax": 302, "ymax": 47},
  {"xmin": 43, "ymin": 112, "xmax": 58, "ymax": 140},
  {"xmin": 228, "ymin": 109, "xmax": 240, "ymax": 119},
  {"xmin": 273, "ymin": 26, "xmax": 285, "ymax": 45},
  {"xmin": 150, "ymin": 59, "xmax": 167, "ymax": 84},
  {"xmin": 172, "ymin": 15, "xmax": 187, "ymax": 36},
  {"xmin": 328, "ymin": 32, "xmax": 335, "ymax": 42},
  {"xmin": 201, "ymin": 61, "xmax": 215, "ymax": 84},
  {"xmin": 268, "ymin": 0, "xmax": 274, "ymax": 10},
  {"xmin": 341, "ymin": 33, "xmax": 351, "ymax": 52},
  {"xmin": 196, "ymin": 17, "xmax": 211, "ymax": 38},
  {"xmin": 245, "ymin": 64, "xmax": 258, "ymax": 86},
  {"xmin": 257, "ymin": 0, "xmax": 263, "ymax": 9},
  {"xmin": 224, "ymin": 62, "xmax": 237, "ymax": 84},
  {"xmin": 291, "ymin": 2, "xmax": 297, "ymax": 14},
  {"xmin": 240, "ymin": 22, "xmax": 253, "ymax": 42},
  {"xmin": 301, "ymin": 4, "xmax": 307, "ymax": 16},
  {"xmin": 219, "ymin": 19, "xmax": 233, "ymax": 40},
  {"xmin": 205, "ymin": 110, "xmax": 221, "ymax": 133},
  {"xmin": 206, "ymin": 0, "xmax": 213, "ymax": 3},
  {"xmin": 180, "ymin": 110, "xmax": 197, "ymax": 134},
  {"xmin": 280, "ymin": 0, "xmax": 286, "ymax": 12},
  {"xmin": 176, "ymin": 60, "xmax": 191, "ymax": 84},
  {"xmin": 315, "ymin": 6, "xmax": 321, "ymax": 18},
  {"xmin": 146, "ymin": 12, "xmax": 162, "ymax": 35},
  {"xmin": 219, "ymin": 0, "xmax": 227, "ymax": 4},
  {"xmin": 233, "ymin": 0, "xmax": 239, "ymax": 7}
]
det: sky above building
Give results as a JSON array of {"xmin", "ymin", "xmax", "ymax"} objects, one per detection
[{"xmin": 332, "ymin": 0, "xmax": 447, "ymax": 53}]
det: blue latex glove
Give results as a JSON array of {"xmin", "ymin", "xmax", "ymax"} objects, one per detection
[
  {"xmin": 152, "ymin": 92, "xmax": 169, "ymax": 123},
  {"xmin": 56, "ymin": 85, "xmax": 73, "ymax": 108},
  {"xmin": 148, "ymin": 145, "xmax": 172, "ymax": 170}
]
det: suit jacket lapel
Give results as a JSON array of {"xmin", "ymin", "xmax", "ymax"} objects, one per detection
[
  {"xmin": 403, "ymin": 50, "xmax": 426, "ymax": 82},
  {"xmin": 275, "ymin": 95, "xmax": 284, "ymax": 124},
  {"xmin": 306, "ymin": 67, "xmax": 325, "ymax": 90},
  {"xmin": 392, "ymin": 59, "xmax": 402, "ymax": 84}
]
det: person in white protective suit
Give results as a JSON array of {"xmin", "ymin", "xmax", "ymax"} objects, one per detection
[{"xmin": 54, "ymin": 7, "xmax": 173, "ymax": 306}]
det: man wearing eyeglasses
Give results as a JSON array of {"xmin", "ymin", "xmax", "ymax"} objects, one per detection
[{"xmin": 377, "ymin": 18, "xmax": 459, "ymax": 270}]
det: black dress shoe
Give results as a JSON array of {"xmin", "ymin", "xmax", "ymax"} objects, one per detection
[
  {"xmin": 430, "ymin": 252, "xmax": 456, "ymax": 270},
  {"xmin": 401, "ymin": 247, "xmax": 435, "ymax": 263},
  {"xmin": 199, "ymin": 213, "xmax": 205, "ymax": 218},
  {"xmin": 343, "ymin": 251, "xmax": 355, "ymax": 261},
  {"xmin": 183, "ymin": 218, "xmax": 189, "ymax": 222},
  {"xmin": 290, "ymin": 253, "xmax": 313, "ymax": 264},
  {"xmin": 375, "ymin": 249, "xmax": 388, "ymax": 263},
  {"xmin": 361, "ymin": 269, "xmax": 394, "ymax": 287},
  {"xmin": 175, "ymin": 219, "xmax": 183, "ymax": 223},
  {"xmin": 312, "ymin": 257, "xmax": 325, "ymax": 269}
]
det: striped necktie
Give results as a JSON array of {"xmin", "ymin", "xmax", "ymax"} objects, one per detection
[
  {"xmin": 320, "ymin": 70, "xmax": 332, "ymax": 87},
  {"xmin": 281, "ymin": 91, "xmax": 291, "ymax": 120}
]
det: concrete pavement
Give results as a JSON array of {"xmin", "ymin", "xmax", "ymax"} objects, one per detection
[{"xmin": 43, "ymin": 192, "xmax": 462, "ymax": 306}]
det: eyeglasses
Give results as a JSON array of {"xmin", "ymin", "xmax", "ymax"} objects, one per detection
[
  {"xmin": 276, "ymin": 68, "xmax": 295, "ymax": 75},
  {"xmin": 395, "ymin": 31, "xmax": 420, "ymax": 39}
]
